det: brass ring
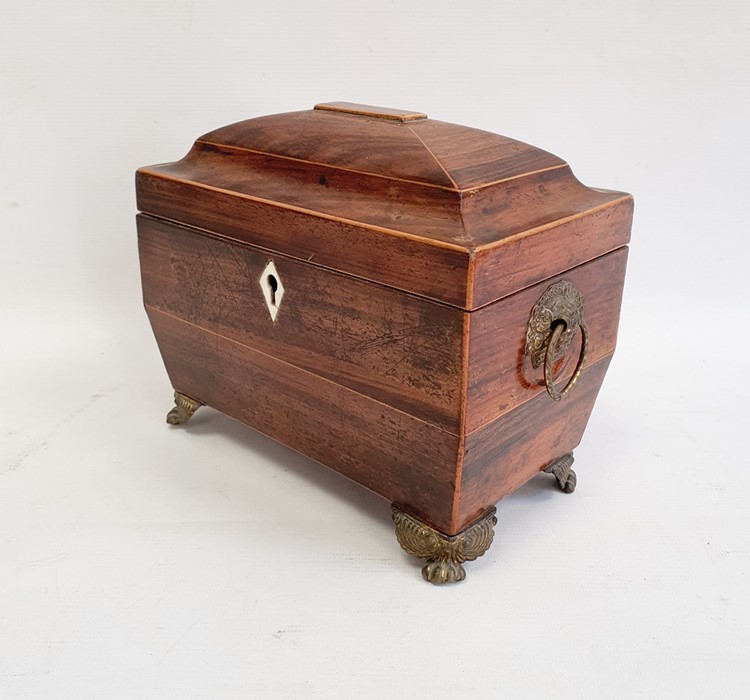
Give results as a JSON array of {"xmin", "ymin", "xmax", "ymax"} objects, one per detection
[{"xmin": 543, "ymin": 321, "xmax": 588, "ymax": 401}]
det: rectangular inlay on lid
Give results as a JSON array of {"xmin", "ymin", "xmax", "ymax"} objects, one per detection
[{"xmin": 314, "ymin": 101, "xmax": 428, "ymax": 122}]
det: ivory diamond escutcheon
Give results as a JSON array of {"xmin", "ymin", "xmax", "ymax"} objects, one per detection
[{"xmin": 259, "ymin": 259, "xmax": 284, "ymax": 321}]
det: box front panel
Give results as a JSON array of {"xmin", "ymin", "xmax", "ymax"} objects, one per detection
[
  {"xmin": 138, "ymin": 215, "xmax": 465, "ymax": 434},
  {"xmin": 146, "ymin": 307, "xmax": 460, "ymax": 532}
]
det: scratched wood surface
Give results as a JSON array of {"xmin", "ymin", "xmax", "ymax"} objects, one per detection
[
  {"xmin": 470, "ymin": 196, "xmax": 633, "ymax": 307},
  {"xmin": 140, "ymin": 235, "xmax": 624, "ymax": 533},
  {"xmin": 137, "ymin": 103, "xmax": 633, "ymax": 309},
  {"xmin": 458, "ymin": 356, "xmax": 612, "ymax": 530},
  {"xmin": 136, "ymin": 169, "xmax": 472, "ymax": 308},
  {"xmin": 140, "ymin": 213, "xmax": 625, "ymax": 437},
  {"xmin": 466, "ymin": 247, "xmax": 628, "ymax": 433},
  {"xmin": 197, "ymin": 106, "xmax": 566, "ymax": 190},
  {"xmin": 147, "ymin": 308, "xmax": 460, "ymax": 533},
  {"xmin": 138, "ymin": 214, "xmax": 465, "ymax": 433},
  {"xmin": 145, "ymin": 300, "xmax": 615, "ymax": 534}
]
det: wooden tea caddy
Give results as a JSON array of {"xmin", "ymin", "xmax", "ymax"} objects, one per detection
[{"xmin": 136, "ymin": 102, "xmax": 632, "ymax": 584}]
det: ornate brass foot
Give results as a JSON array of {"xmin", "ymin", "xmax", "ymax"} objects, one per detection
[
  {"xmin": 544, "ymin": 452, "xmax": 577, "ymax": 493},
  {"xmin": 391, "ymin": 506, "xmax": 497, "ymax": 585},
  {"xmin": 166, "ymin": 391, "xmax": 203, "ymax": 425}
]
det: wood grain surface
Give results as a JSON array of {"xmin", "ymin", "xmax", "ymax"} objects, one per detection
[
  {"xmin": 147, "ymin": 307, "xmax": 461, "ymax": 533},
  {"xmin": 137, "ymin": 105, "xmax": 633, "ymax": 309},
  {"xmin": 407, "ymin": 118, "xmax": 566, "ymax": 191},
  {"xmin": 197, "ymin": 108, "xmax": 565, "ymax": 191},
  {"xmin": 457, "ymin": 355, "xmax": 612, "ymax": 530},
  {"xmin": 146, "ymin": 302, "xmax": 614, "ymax": 534},
  {"xmin": 136, "ymin": 170, "xmax": 472, "ymax": 308},
  {"xmin": 138, "ymin": 214, "xmax": 465, "ymax": 433},
  {"xmin": 198, "ymin": 109, "xmax": 457, "ymax": 188},
  {"xmin": 466, "ymin": 247, "xmax": 628, "ymax": 433},
  {"xmin": 470, "ymin": 195, "xmax": 633, "ymax": 307}
]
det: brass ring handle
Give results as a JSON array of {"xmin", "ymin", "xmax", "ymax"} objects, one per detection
[{"xmin": 543, "ymin": 320, "xmax": 588, "ymax": 402}]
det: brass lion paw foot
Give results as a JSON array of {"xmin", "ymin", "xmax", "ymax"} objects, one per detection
[
  {"xmin": 391, "ymin": 506, "xmax": 497, "ymax": 584},
  {"xmin": 166, "ymin": 391, "xmax": 203, "ymax": 425},
  {"xmin": 544, "ymin": 452, "xmax": 577, "ymax": 493}
]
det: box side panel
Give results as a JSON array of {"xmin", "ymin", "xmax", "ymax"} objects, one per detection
[
  {"xmin": 457, "ymin": 355, "xmax": 611, "ymax": 530},
  {"xmin": 466, "ymin": 247, "xmax": 628, "ymax": 433},
  {"xmin": 471, "ymin": 196, "xmax": 633, "ymax": 307},
  {"xmin": 146, "ymin": 308, "xmax": 459, "ymax": 533},
  {"xmin": 136, "ymin": 170, "xmax": 471, "ymax": 308},
  {"xmin": 138, "ymin": 215, "xmax": 464, "ymax": 434}
]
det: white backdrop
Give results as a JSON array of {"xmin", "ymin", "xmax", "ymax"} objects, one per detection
[{"xmin": 2, "ymin": 1, "xmax": 748, "ymax": 698}]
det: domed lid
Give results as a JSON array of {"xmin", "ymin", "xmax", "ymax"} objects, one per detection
[{"xmin": 197, "ymin": 101, "xmax": 567, "ymax": 192}]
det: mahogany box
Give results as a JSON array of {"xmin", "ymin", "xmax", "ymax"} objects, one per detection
[{"xmin": 136, "ymin": 102, "xmax": 632, "ymax": 584}]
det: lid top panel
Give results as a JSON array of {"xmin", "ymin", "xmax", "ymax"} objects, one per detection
[{"xmin": 197, "ymin": 103, "xmax": 567, "ymax": 192}]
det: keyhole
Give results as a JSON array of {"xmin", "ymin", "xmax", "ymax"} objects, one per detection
[
  {"xmin": 268, "ymin": 274, "xmax": 278, "ymax": 306},
  {"xmin": 260, "ymin": 260, "xmax": 284, "ymax": 322}
]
